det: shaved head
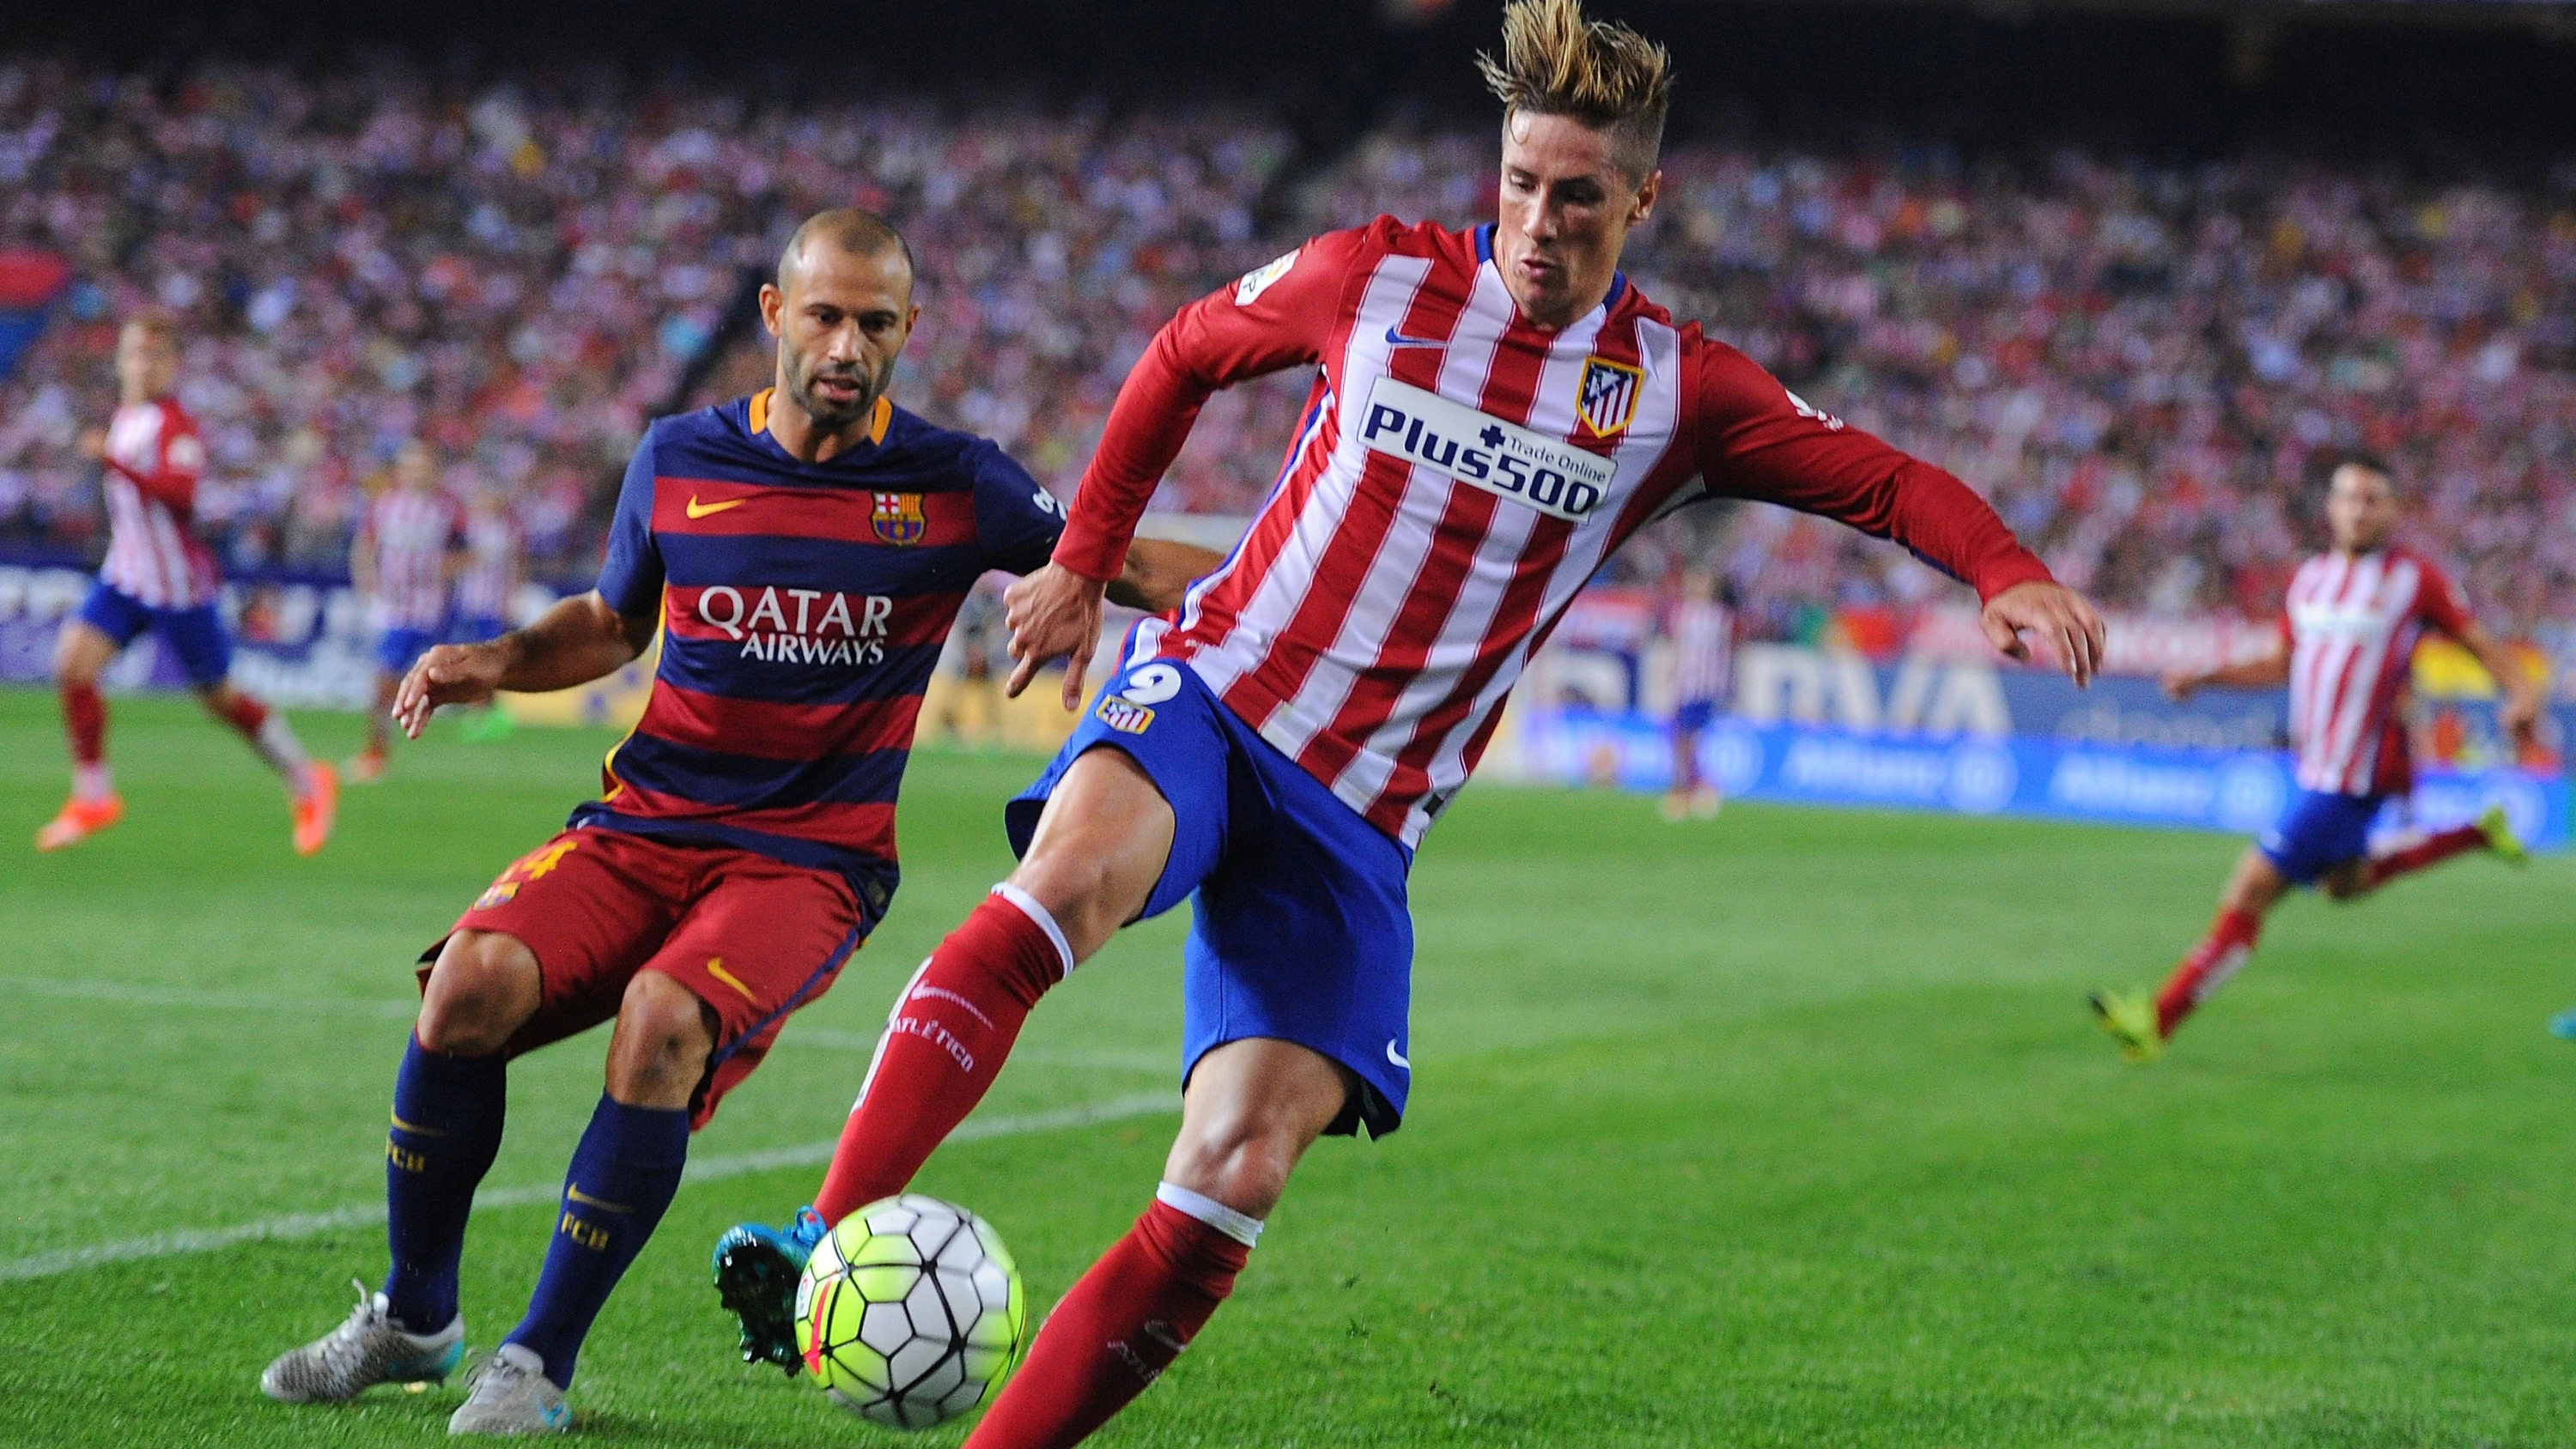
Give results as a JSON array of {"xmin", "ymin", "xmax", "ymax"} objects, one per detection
[
  {"xmin": 778, "ymin": 208, "xmax": 917, "ymax": 301},
  {"xmin": 760, "ymin": 208, "xmax": 924, "ymax": 457}
]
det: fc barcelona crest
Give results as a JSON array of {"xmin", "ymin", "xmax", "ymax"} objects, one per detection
[
  {"xmin": 1575, "ymin": 356, "xmax": 1643, "ymax": 438},
  {"xmin": 871, "ymin": 491, "xmax": 927, "ymax": 546}
]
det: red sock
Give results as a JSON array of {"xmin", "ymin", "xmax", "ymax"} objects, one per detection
[
  {"xmin": 964, "ymin": 1199, "xmax": 1253, "ymax": 1449},
  {"xmin": 2365, "ymin": 825, "xmax": 2487, "ymax": 888},
  {"xmin": 60, "ymin": 681, "xmax": 106, "ymax": 766},
  {"xmin": 215, "ymin": 690, "xmax": 268, "ymax": 737},
  {"xmin": 811, "ymin": 888, "xmax": 1069, "ymax": 1223},
  {"xmin": 2154, "ymin": 907, "xmax": 2263, "ymax": 1038}
]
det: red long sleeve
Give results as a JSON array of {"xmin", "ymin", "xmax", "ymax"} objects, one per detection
[
  {"xmin": 1053, "ymin": 229, "xmax": 1366, "ymax": 581},
  {"xmin": 1689, "ymin": 340, "xmax": 2051, "ymax": 603}
]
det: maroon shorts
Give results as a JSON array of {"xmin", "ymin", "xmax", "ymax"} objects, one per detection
[{"xmin": 425, "ymin": 826, "xmax": 866, "ymax": 1128}]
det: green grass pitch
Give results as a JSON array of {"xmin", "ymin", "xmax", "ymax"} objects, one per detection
[{"xmin": 3, "ymin": 686, "xmax": 2573, "ymax": 1447}]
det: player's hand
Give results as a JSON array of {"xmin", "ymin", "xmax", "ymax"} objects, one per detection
[
  {"xmin": 392, "ymin": 643, "xmax": 507, "ymax": 739},
  {"xmin": 1003, "ymin": 562, "xmax": 1108, "ymax": 709},
  {"xmin": 2161, "ymin": 670, "xmax": 2201, "ymax": 703},
  {"xmin": 76, "ymin": 428, "xmax": 106, "ymax": 460},
  {"xmin": 1981, "ymin": 580, "xmax": 2106, "ymax": 687}
]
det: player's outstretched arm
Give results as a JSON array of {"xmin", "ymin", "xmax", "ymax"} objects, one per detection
[
  {"xmin": 2457, "ymin": 623, "xmax": 2546, "ymax": 747},
  {"xmin": 1696, "ymin": 348, "xmax": 2105, "ymax": 684},
  {"xmin": 1108, "ymin": 539, "xmax": 1225, "ymax": 615},
  {"xmin": 391, "ymin": 591, "xmax": 654, "ymax": 738},
  {"xmin": 2164, "ymin": 637, "xmax": 2289, "ymax": 701}
]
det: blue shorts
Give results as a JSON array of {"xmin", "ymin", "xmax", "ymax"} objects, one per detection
[
  {"xmin": 1006, "ymin": 648, "xmax": 1415, "ymax": 1138},
  {"xmin": 450, "ymin": 613, "xmax": 508, "ymax": 645},
  {"xmin": 2258, "ymin": 788, "xmax": 2385, "ymax": 885},
  {"xmin": 1674, "ymin": 698, "xmax": 1719, "ymax": 733},
  {"xmin": 75, "ymin": 581, "xmax": 231, "ymax": 686},
  {"xmin": 376, "ymin": 625, "xmax": 439, "ymax": 675}
]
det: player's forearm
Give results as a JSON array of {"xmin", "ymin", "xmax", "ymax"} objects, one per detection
[
  {"xmin": 2464, "ymin": 634, "xmax": 2543, "ymax": 720},
  {"xmin": 1055, "ymin": 324, "xmax": 1219, "ymax": 583},
  {"xmin": 489, "ymin": 591, "xmax": 650, "ymax": 693},
  {"xmin": 2193, "ymin": 655, "xmax": 2291, "ymax": 691},
  {"xmin": 1886, "ymin": 464, "xmax": 2055, "ymax": 603},
  {"xmin": 1106, "ymin": 538, "xmax": 1225, "ymax": 614},
  {"xmin": 105, "ymin": 456, "xmax": 197, "ymax": 517}
]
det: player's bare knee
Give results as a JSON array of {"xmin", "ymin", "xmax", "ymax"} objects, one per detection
[
  {"xmin": 1005, "ymin": 846, "xmax": 1121, "ymax": 955},
  {"xmin": 605, "ymin": 973, "xmax": 716, "ymax": 1104},
  {"xmin": 416, "ymin": 931, "xmax": 538, "ymax": 1055},
  {"xmin": 1166, "ymin": 1115, "xmax": 1301, "ymax": 1219}
]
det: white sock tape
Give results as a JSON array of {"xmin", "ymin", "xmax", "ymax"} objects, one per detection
[
  {"xmin": 990, "ymin": 882, "xmax": 1076, "ymax": 979},
  {"xmin": 1155, "ymin": 1181, "xmax": 1263, "ymax": 1247}
]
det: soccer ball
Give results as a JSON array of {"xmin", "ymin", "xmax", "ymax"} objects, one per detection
[{"xmin": 794, "ymin": 1194, "xmax": 1028, "ymax": 1429}]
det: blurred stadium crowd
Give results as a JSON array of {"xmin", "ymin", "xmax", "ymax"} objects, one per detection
[{"xmin": 3, "ymin": 56, "xmax": 2572, "ymax": 661}]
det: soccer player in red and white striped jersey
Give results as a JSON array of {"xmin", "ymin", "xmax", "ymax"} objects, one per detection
[
  {"xmin": 37, "ymin": 312, "xmax": 336, "ymax": 854},
  {"xmin": 2091, "ymin": 458, "xmax": 2542, "ymax": 1061},
  {"xmin": 1660, "ymin": 567, "xmax": 1735, "ymax": 821},
  {"xmin": 714, "ymin": 6, "xmax": 2101, "ymax": 1440},
  {"xmin": 349, "ymin": 441, "xmax": 464, "ymax": 779}
]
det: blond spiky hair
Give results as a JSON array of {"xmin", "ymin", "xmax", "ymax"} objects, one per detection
[{"xmin": 1477, "ymin": 0, "xmax": 1674, "ymax": 179}]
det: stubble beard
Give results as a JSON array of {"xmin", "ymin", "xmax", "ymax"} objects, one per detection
[{"xmin": 787, "ymin": 351, "xmax": 892, "ymax": 433}]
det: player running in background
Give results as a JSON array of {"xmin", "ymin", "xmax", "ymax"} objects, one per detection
[
  {"xmin": 1659, "ymin": 567, "xmax": 1734, "ymax": 821},
  {"xmin": 2090, "ymin": 458, "xmax": 2540, "ymax": 1062},
  {"xmin": 36, "ymin": 311, "xmax": 337, "ymax": 855},
  {"xmin": 450, "ymin": 482, "xmax": 525, "ymax": 742},
  {"xmin": 348, "ymin": 440, "xmax": 462, "ymax": 780},
  {"xmin": 258, "ymin": 209, "xmax": 1213, "ymax": 1436},
  {"xmin": 711, "ymin": 8, "xmax": 2105, "ymax": 1445}
]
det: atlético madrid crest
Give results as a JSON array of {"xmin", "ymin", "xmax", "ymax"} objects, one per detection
[
  {"xmin": 1576, "ymin": 355, "xmax": 1643, "ymax": 438},
  {"xmin": 871, "ymin": 492, "xmax": 927, "ymax": 546}
]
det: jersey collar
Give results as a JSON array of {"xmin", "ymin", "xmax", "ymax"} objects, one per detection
[{"xmin": 746, "ymin": 388, "xmax": 892, "ymax": 458}]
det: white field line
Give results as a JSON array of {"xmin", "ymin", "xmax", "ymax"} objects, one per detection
[
  {"xmin": 0, "ymin": 977, "xmax": 1171, "ymax": 1072},
  {"xmin": 0, "ymin": 976, "xmax": 421, "ymax": 1018},
  {"xmin": 0, "ymin": 1091, "xmax": 1176, "ymax": 1286}
]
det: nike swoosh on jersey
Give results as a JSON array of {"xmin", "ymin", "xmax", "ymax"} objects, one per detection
[
  {"xmin": 1386, "ymin": 1039, "xmax": 1411, "ymax": 1071},
  {"xmin": 685, "ymin": 495, "xmax": 745, "ymax": 518},
  {"xmin": 1383, "ymin": 326, "xmax": 1443, "ymax": 349}
]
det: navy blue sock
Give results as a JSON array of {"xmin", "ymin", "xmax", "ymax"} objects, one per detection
[
  {"xmin": 503, "ymin": 1094, "xmax": 690, "ymax": 1388},
  {"xmin": 381, "ymin": 1037, "xmax": 507, "ymax": 1333}
]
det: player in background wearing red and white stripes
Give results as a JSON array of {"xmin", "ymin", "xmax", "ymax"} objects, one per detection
[
  {"xmin": 2091, "ymin": 458, "xmax": 2541, "ymax": 1062},
  {"xmin": 36, "ymin": 312, "xmax": 337, "ymax": 854},
  {"xmin": 1659, "ymin": 567, "xmax": 1735, "ymax": 821},
  {"xmin": 713, "ymin": 6, "xmax": 2102, "ymax": 1441},
  {"xmin": 349, "ymin": 440, "xmax": 464, "ymax": 780},
  {"xmin": 447, "ymin": 482, "xmax": 524, "ymax": 743}
]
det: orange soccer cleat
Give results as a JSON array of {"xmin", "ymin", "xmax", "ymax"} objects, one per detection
[
  {"xmin": 344, "ymin": 749, "xmax": 387, "ymax": 785},
  {"xmin": 293, "ymin": 761, "xmax": 340, "ymax": 857},
  {"xmin": 35, "ymin": 793, "xmax": 125, "ymax": 852}
]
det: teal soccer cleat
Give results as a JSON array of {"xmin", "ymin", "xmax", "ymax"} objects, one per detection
[{"xmin": 712, "ymin": 1206, "xmax": 827, "ymax": 1373}]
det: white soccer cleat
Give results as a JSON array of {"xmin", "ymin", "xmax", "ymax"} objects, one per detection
[
  {"xmin": 261, "ymin": 1279, "xmax": 465, "ymax": 1404},
  {"xmin": 448, "ymin": 1343, "xmax": 571, "ymax": 1435}
]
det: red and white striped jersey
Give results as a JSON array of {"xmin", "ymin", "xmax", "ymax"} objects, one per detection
[
  {"xmin": 98, "ymin": 397, "xmax": 218, "ymax": 609},
  {"xmin": 1666, "ymin": 597, "xmax": 1735, "ymax": 707},
  {"xmin": 2282, "ymin": 547, "xmax": 2472, "ymax": 797},
  {"xmin": 362, "ymin": 488, "xmax": 461, "ymax": 630},
  {"xmin": 1059, "ymin": 218, "xmax": 2050, "ymax": 846},
  {"xmin": 454, "ymin": 507, "xmax": 521, "ymax": 622}
]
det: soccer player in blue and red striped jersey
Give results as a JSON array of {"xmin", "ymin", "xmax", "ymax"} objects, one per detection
[{"xmin": 258, "ymin": 209, "xmax": 1216, "ymax": 1434}]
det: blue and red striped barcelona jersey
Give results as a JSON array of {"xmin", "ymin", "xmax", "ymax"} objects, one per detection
[{"xmin": 572, "ymin": 388, "xmax": 1065, "ymax": 917}]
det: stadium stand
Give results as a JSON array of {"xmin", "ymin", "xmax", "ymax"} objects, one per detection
[{"xmin": 2, "ymin": 54, "xmax": 2569, "ymax": 667}]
